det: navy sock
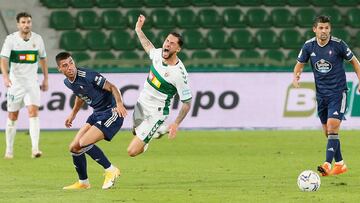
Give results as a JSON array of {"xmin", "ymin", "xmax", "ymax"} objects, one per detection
[
  {"xmin": 72, "ymin": 153, "xmax": 87, "ymax": 180},
  {"xmin": 85, "ymin": 145, "xmax": 111, "ymax": 169},
  {"xmin": 334, "ymin": 139, "xmax": 343, "ymax": 162},
  {"xmin": 325, "ymin": 134, "xmax": 339, "ymax": 164}
]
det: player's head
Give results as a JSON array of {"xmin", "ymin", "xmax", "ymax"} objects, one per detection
[
  {"xmin": 162, "ymin": 32, "xmax": 183, "ymax": 59},
  {"xmin": 313, "ymin": 15, "xmax": 331, "ymax": 42},
  {"xmin": 56, "ymin": 52, "xmax": 77, "ymax": 79},
  {"xmin": 16, "ymin": 12, "xmax": 32, "ymax": 34}
]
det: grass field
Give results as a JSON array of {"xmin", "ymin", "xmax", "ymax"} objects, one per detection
[{"xmin": 1, "ymin": 130, "xmax": 360, "ymax": 203}]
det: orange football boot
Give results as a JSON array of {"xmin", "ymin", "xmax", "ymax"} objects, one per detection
[
  {"xmin": 317, "ymin": 162, "xmax": 331, "ymax": 176},
  {"xmin": 330, "ymin": 163, "xmax": 348, "ymax": 176}
]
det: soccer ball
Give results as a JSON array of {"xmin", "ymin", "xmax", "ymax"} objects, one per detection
[{"xmin": 297, "ymin": 170, "xmax": 321, "ymax": 192}]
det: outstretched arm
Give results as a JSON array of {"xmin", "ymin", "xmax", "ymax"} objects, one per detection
[
  {"xmin": 168, "ymin": 100, "xmax": 192, "ymax": 139},
  {"xmin": 349, "ymin": 56, "xmax": 360, "ymax": 92},
  {"xmin": 134, "ymin": 14, "xmax": 154, "ymax": 55},
  {"xmin": 293, "ymin": 62, "xmax": 305, "ymax": 88}
]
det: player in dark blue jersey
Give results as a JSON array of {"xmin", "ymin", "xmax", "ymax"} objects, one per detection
[
  {"xmin": 293, "ymin": 16, "xmax": 360, "ymax": 177},
  {"xmin": 55, "ymin": 52, "xmax": 127, "ymax": 190}
]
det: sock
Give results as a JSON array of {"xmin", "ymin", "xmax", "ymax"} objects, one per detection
[
  {"xmin": 72, "ymin": 152, "xmax": 88, "ymax": 180},
  {"xmin": 85, "ymin": 145, "xmax": 111, "ymax": 169},
  {"xmin": 79, "ymin": 179, "xmax": 89, "ymax": 185},
  {"xmin": 5, "ymin": 118, "xmax": 17, "ymax": 154},
  {"xmin": 334, "ymin": 138, "xmax": 343, "ymax": 163},
  {"xmin": 105, "ymin": 165, "xmax": 115, "ymax": 172},
  {"xmin": 29, "ymin": 117, "xmax": 40, "ymax": 152},
  {"xmin": 325, "ymin": 134, "xmax": 339, "ymax": 164}
]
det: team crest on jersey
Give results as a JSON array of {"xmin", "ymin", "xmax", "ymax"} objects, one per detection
[
  {"xmin": 164, "ymin": 72, "xmax": 169, "ymax": 77},
  {"xmin": 315, "ymin": 59, "xmax": 332, "ymax": 73}
]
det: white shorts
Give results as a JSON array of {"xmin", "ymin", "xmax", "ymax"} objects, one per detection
[
  {"xmin": 6, "ymin": 82, "xmax": 40, "ymax": 112},
  {"xmin": 133, "ymin": 102, "xmax": 167, "ymax": 143}
]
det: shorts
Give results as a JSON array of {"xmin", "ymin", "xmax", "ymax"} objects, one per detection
[
  {"xmin": 133, "ymin": 102, "xmax": 167, "ymax": 143},
  {"xmin": 86, "ymin": 108, "xmax": 124, "ymax": 141},
  {"xmin": 317, "ymin": 91, "xmax": 347, "ymax": 124},
  {"xmin": 6, "ymin": 82, "xmax": 40, "ymax": 112}
]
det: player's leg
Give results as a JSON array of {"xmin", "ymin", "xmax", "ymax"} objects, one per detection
[{"xmin": 25, "ymin": 86, "xmax": 41, "ymax": 158}]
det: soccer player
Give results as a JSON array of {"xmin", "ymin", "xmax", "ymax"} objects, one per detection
[
  {"xmin": 293, "ymin": 15, "xmax": 360, "ymax": 176},
  {"xmin": 55, "ymin": 52, "xmax": 127, "ymax": 189},
  {"xmin": 0, "ymin": 12, "xmax": 48, "ymax": 159},
  {"xmin": 127, "ymin": 14, "xmax": 192, "ymax": 157}
]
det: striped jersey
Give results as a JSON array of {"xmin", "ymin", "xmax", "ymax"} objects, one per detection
[
  {"xmin": 138, "ymin": 48, "xmax": 192, "ymax": 115},
  {"xmin": 0, "ymin": 31, "xmax": 46, "ymax": 85}
]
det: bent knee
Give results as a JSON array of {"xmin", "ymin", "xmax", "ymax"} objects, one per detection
[
  {"xmin": 127, "ymin": 146, "xmax": 141, "ymax": 157},
  {"xmin": 69, "ymin": 143, "xmax": 81, "ymax": 153}
]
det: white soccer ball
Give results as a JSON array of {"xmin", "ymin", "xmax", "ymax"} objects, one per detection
[{"xmin": 297, "ymin": 170, "xmax": 321, "ymax": 192}]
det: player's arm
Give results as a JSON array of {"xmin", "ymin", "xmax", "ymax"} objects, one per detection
[
  {"xmin": 349, "ymin": 56, "xmax": 360, "ymax": 92},
  {"xmin": 103, "ymin": 80, "xmax": 127, "ymax": 117},
  {"xmin": 293, "ymin": 62, "xmax": 305, "ymax": 88},
  {"xmin": 65, "ymin": 96, "xmax": 84, "ymax": 128},
  {"xmin": 39, "ymin": 57, "xmax": 49, "ymax": 91},
  {"xmin": 168, "ymin": 99, "xmax": 192, "ymax": 139},
  {"xmin": 0, "ymin": 57, "xmax": 12, "ymax": 87},
  {"xmin": 134, "ymin": 14, "xmax": 154, "ymax": 55}
]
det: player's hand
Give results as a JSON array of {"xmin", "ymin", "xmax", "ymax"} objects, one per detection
[
  {"xmin": 40, "ymin": 79, "xmax": 48, "ymax": 91},
  {"xmin": 168, "ymin": 123, "xmax": 179, "ymax": 139},
  {"xmin": 3, "ymin": 77, "xmax": 12, "ymax": 88},
  {"xmin": 292, "ymin": 73, "xmax": 300, "ymax": 88},
  {"xmin": 65, "ymin": 114, "xmax": 75, "ymax": 128},
  {"xmin": 135, "ymin": 14, "xmax": 145, "ymax": 31},
  {"xmin": 114, "ymin": 104, "xmax": 127, "ymax": 117}
]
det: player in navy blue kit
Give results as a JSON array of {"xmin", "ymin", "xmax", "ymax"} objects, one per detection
[
  {"xmin": 55, "ymin": 52, "xmax": 127, "ymax": 189},
  {"xmin": 293, "ymin": 16, "xmax": 360, "ymax": 176}
]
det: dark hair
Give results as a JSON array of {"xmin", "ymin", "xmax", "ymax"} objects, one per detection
[
  {"xmin": 313, "ymin": 15, "xmax": 331, "ymax": 27},
  {"xmin": 169, "ymin": 32, "xmax": 183, "ymax": 47},
  {"xmin": 16, "ymin": 12, "xmax": 32, "ymax": 22},
  {"xmin": 55, "ymin": 52, "xmax": 72, "ymax": 65}
]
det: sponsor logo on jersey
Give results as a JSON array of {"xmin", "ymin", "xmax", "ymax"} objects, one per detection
[
  {"xmin": 315, "ymin": 59, "xmax": 332, "ymax": 73},
  {"xmin": 149, "ymin": 71, "xmax": 161, "ymax": 88},
  {"xmin": 18, "ymin": 54, "xmax": 35, "ymax": 62}
]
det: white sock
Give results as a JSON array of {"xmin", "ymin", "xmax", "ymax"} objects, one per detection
[
  {"xmin": 29, "ymin": 117, "xmax": 40, "ymax": 152},
  {"xmin": 335, "ymin": 160, "xmax": 344, "ymax": 165},
  {"xmin": 105, "ymin": 164, "xmax": 115, "ymax": 172},
  {"xmin": 5, "ymin": 118, "xmax": 17, "ymax": 154},
  {"xmin": 79, "ymin": 179, "xmax": 89, "ymax": 185}
]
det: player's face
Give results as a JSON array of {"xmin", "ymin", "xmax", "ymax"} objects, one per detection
[
  {"xmin": 162, "ymin": 34, "xmax": 181, "ymax": 59},
  {"xmin": 17, "ymin": 17, "xmax": 32, "ymax": 34},
  {"xmin": 313, "ymin": 22, "xmax": 331, "ymax": 42},
  {"xmin": 57, "ymin": 57, "xmax": 77, "ymax": 79}
]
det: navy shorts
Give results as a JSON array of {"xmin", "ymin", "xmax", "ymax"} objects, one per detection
[
  {"xmin": 317, "ymin": 91, "xmax": 347, "ymax": 124},
  {"xmin": 86, "ymin": 109, "xmax": 124, "ymax": 141}
]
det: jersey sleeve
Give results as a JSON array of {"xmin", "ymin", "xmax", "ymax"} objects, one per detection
[
  {"xmin": 297, "ymin": 43, "xmax": 310, "ymax": 63},
  {"xmin": 88, "ymin": 70, "xmax": 107, "ymax": 88},
  {"xmin": 340, "ymin": 40, "xmax": 354, "ymax": 61},
  {"xmin": 175, "ymin": 68, "xmax": 192, "ymax": 102},
  {"xmin": 0, "ymin": 36, "xmax": 12, "ymax": 58},
  {"xmin": 38, "ymin": 35, "xmax": 47, "ymax": 58}
]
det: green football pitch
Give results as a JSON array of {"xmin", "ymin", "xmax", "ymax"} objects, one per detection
[{"xmin": 1, "ymin": 130, "xmax": 360, "ymax": 203}]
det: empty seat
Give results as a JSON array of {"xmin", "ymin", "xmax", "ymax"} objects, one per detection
[
  {"xmin": 60, "ymin": 31, "xmax": 87, "ymax": 51},
  {"xmin": 95, "ymin": 51, "xmax": 116, "ymax": 60},
  {"xmin": 230, "ymin": 29, "xmax": 255, "ymax": 49},
  {"xmin": 177, "ymin": 51, "xmax": 188, "ymax": 61},
  {"xmin": 255, "ymin": 29, "xmax": 279, "ymax": 49},
  {"xmin": 239, "ymin": 50, "xmax": 262, "ymax": 66},
  {"xmin": 50, "ymin": 11, "xmax": 75, "ymax": 30},
  {"xmin": 263, "ymin": 50, "xmax": 285, "ymax": 66},
  {"xmin": 270, "ymin": 9, "xmax": 295, "ymax": 28},
  {"xmin": 119, "ymin": 0, "xmax": 143, "ymax": 7},
  {"xmin": 126, "ymin": 10, "xmax": 152, "ymax": 29},
  {"xmin": 150, "ymin": 9, "xmax": 175, "ymax": 29},
  {"xmin": 310, "ymin": 0, "xmax": 333, "ymax": 6},
  {"xmin": 71, "ymin": 52, "xmax": 91, "ymax": 62},
  {"xmin": 207, "ymin": 29, "xmax": 231, "ymax": 49},
  {"xmin": 347, "ymin": 8, "xmax": 360, "ymax": 28},
  {"xmin": 279, "ymin": 29, "xmax": 303, "ymax": 49},
  {"xmin": 246, "ymin": 8, "xmax": 271, "ymax": 28},
  {"xmin": 198, "ymin": 9, "xmax": 222, "ymax": 28},
  {"xmin": 353, "ymin": 31, "xmax": 360, "ymax": 48},
  {"xmin": 76, "ymin": 10, "xmax": 102, "ymax": 30},
  {"xmin": 42, "ymin": 0, "xmax": 69, "ymax": 8},
  {"xmin": 143, "ymin": 0, "xmax": 167, "ymax": 7},
  {"xmin": 190, "ymin": 0, "xmax": 213, "ymax": 6},
  {"xmin": 303, "ymin": 30, "xmax": 314, "ymax": 40},
  {"xmin": 110, "ymin": 30, "xmax": 136, "ymax": 50},
  {"xmin": 295, "ymin": 8, "xmax": 317, "ymax": 28},
  {"xmin": 175, "ymin": 9, "xmax": 199, "ymax": 29},
  {"xmin": 318, "ymin": 8, "xmax": 344, "ymax": 28},
  {"xmin": 119, "ymin": 51, "xmax": 140, "ymax": 59},
  {"xmin": 167, "ymin": 0, "xmax": 190, "ymax": 7},
  {"xmin": 191, "ymin": 50, "xmax": 212, "ymax": 59},
  {"xmin": 215, "ymin": 50, "xmax": 237, "ymax": 59},
  {"xmin": 263, "ymin": 0, "xmax": 286, "ymax": 6},
  {"xmin": 238, "ymin": 0, "xmax": 261, "ymax": 6},
  {"xmin": 70, "ymin": 0, "xmax": 94, "ymax": 8},
  {"xmin": 212, "ymin": 0, "xmax": 237, "ymax": 6},
  {"xmin": 287, "ymin": 50, "xmax": 300, "ymax": 66},
  {"xmin": 95, "ymin": 0, "xmax": 119, "ymax": 8},
  {"xmin": 335, "ymin": 0, "xmax": 359, "ymax": 6},
  {"xmin": 85, "ymin": 31, "xmax": 110, "ymax": 50},
  {"xmin": 182, "ymin": 30, "xmax": 207, "ymax": 49},
  {"xmin": 287, "ymin": 0, "xmax": 310, "ymax": 6},
  {"xmin": 223, "ymin": 9, "xmax": 246, "ymax": 28},
  {"xmin": 102, "ymin": 10, "xmax": 127, "ymax": 29},
  {"xmin": 331, "ymin": 29, "xmax": 351, "ymax": 43}
]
